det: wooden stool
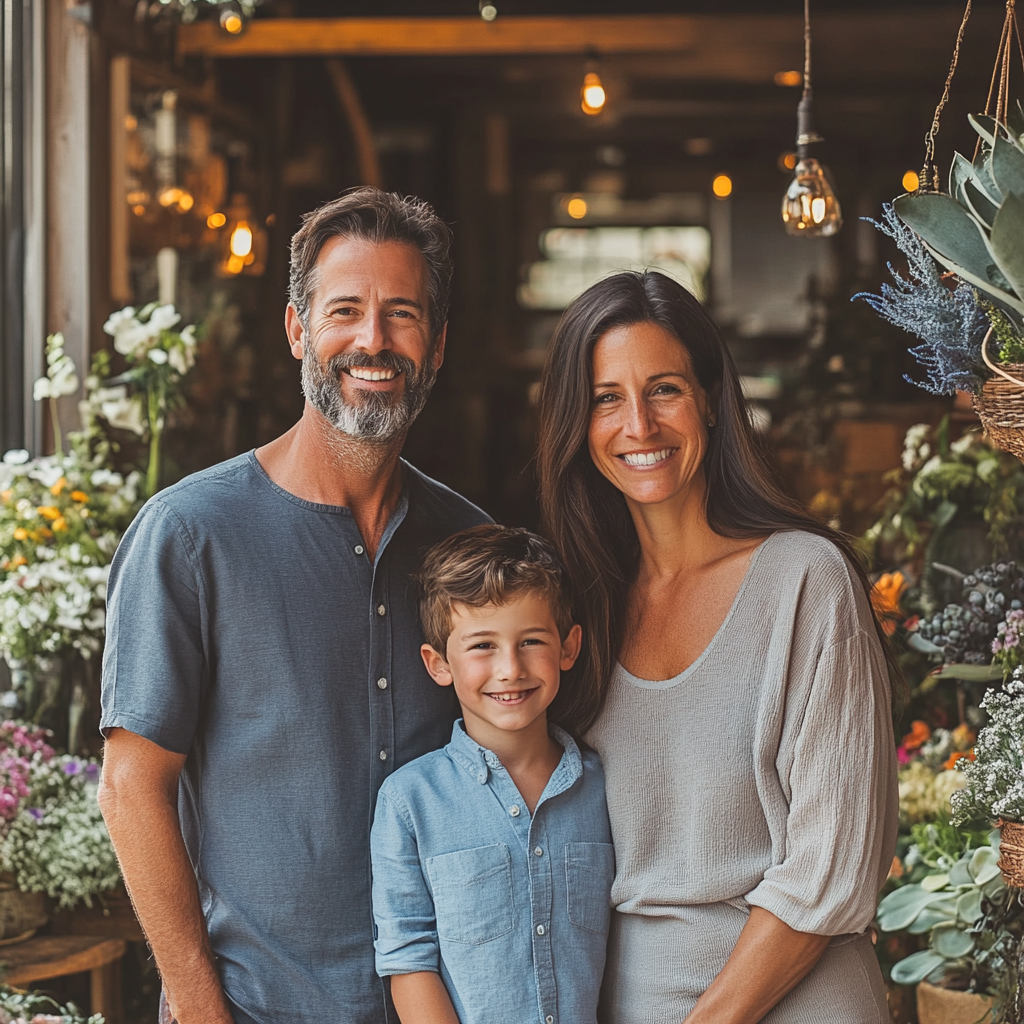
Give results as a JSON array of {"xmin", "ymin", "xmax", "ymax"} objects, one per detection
[{"xmin": 1, "ymin": 934, "xmax": 126, "ymax": 1023}]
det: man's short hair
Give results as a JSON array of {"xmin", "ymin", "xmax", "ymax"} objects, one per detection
[
  {"xmin": 417, "ymin": 525, "xmax": 574, "ymax": 655},
  {"xmin": 289, "ymin": 187, "xmax": 453, "ymax": 339}
]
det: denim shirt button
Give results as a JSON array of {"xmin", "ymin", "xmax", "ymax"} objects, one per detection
[
  {"xmin": 534, "ymin": 846, "xmax": 543, "ymax": 856},
  {"xmin": 536, "ymin": 924, "xmax": 545, "ymax": 936},
  {"xmin": 546, "ymin": 1017, "xmax": 554, "ymax": 1024},
  {"xmin": 509, "ymin": 805, "xmax": 520, "ymax": 817}
]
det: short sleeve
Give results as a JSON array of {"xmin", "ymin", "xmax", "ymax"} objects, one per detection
[
  {"xmin": 745, "ymin": 629, "xmax": 898, "ymax": 936},
  {"xmin": 99, "ymin": 499, "xmax": 207, "ymax": 755},
  {"xmin": 370, "ymin": 788, "xmax": 440, "ymax": 977}
]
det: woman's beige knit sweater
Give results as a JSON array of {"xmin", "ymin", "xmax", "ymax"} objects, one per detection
[{"xmin": 588, "ymin": 530, "xmax": 899, "ymax": 1024}]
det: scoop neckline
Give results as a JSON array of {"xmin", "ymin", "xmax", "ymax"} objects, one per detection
[{"xmin": 617, "ymin": 532, "xmax": 776, "ymax": 690}]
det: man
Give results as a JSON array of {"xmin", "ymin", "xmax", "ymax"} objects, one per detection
[{"xmin": 98, "ymin": 188, "xmax": 489, "ymax": 1024}]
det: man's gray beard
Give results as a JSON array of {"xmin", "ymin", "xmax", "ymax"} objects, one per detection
[{"xmin": 301, "ymin": 346, "xmax": 437, "ymax": 443}]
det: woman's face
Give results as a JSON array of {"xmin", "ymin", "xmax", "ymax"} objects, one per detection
[{"xmin": 588, "ymin": 321, "xmax": 713, "ymax": 508}]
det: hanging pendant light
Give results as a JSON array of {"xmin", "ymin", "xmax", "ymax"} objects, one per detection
[
  {"xmin": 781, "ymin": 0, "xmax": 842, "ymax": 236},
  {"xmin": 581, "ymin": 53, "xmax": 607, "ymax": 116}
]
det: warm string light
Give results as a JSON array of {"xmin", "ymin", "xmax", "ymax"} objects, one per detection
[
  {"xmin": 581, "ymin": 71, "xmax": 606, "ymax": 116},
  {"xmin": 780, "ymin": 0, "xmax": 842, "ymax": 236},
  {"xmin": 712, "ymin": 174, "xmax": 733, "ymax": 199},
  {"xmin": 478, "ymin": 0, "xmax": 497, "ymax": 21}
]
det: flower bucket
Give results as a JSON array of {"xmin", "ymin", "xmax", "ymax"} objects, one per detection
[
  {"xmin": 916, "ymin": 980, "xmax": 993, "ymax": 1024},
  {"xmin": 0, "ymin": 881, "xmax": 48, "ymax": 943},
  {"xmin": 974, "ymin": 334, "xmax": 1024, "ymax": 461},
  {"xmin": 997, "ymin": 819, "xmax": 1024, "ymax": 887}
]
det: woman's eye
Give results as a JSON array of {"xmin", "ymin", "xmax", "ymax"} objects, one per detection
[
  {"xmin": 593, "ymin": 393, "xmax": 617, "ymax": 404},
  {"xmin": 652, "ymin": 384, "xmax": 682, "ymax": 396}
]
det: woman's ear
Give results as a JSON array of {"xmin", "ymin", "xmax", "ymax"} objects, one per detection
[
  {"xmin": 560, "ymin": 624, "xmax": 583, "ymax": 672},
  {"xmin": 421, "ymin": 644, "xmax": 454, "ymax": 687}
]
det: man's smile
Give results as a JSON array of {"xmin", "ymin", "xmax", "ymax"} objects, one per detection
[{"xmin": 345, "ymin": 366, "xmax": 401, "ymax": 382}]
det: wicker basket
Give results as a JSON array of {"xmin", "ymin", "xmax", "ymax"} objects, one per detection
[
  {"xmin": 998, "ymin": 819, "xmax": 1024, "ymax": 887},
  {"xmin": 974, "ymin": 330, "xmax": 1024, "ymax": 460},
  {"xmin": 916, "ymin": 980, "xmax": 993, "ymax": 1024}
]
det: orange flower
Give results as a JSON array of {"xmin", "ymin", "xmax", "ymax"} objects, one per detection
[
  {"xmin": 12, "ymin": 528, "xmax": 28, "ymax": 541},
  {"xmin": 10, "ymin": 555, "xmax": 26, "ymax": 568},
  {"xmin": 901, "ymin": 719, "xmax": 931, "ymax": 751},
  {"xmin": 36, "ymin": 505, "xmax": 60, "ymax": 521},
  {"xmin": 871, "ymin": 572, "xmax": 907, "ymax": 636},
  {"xmin": 0, "ymin": 489, "xmax": 11, "ymax": 503},
  {"xmin": 951, "ymin": 723, "xmax": 976, "ymax": 748},
  {"xmin": 52, "ymin": 516, "xmax": 67, "ymax": 532},
  {"xmin": 887, "ymin": 856, "xmax": 904, "ymax": 881},
  {"xmin": 50, "ymin": 477, "xmax": 67, "ymax": 496},
  {"xmin": 70, "ymin": 491, "xmax": 89, "ymax": 503},
  {"xmin": 944, "ymin": 748, "xmax": 976, "ymax": 771}
]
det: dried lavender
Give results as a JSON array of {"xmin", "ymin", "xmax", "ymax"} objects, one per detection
[{"xmin": 854, "ymin": 204, "xmax": 989, "ymax": 395}]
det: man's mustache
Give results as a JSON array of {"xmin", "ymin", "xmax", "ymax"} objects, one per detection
[{"xmin": 324, "ymin": 351, "xmax": 417, "ymax": 377}]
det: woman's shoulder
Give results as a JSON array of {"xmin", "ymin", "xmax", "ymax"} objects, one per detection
[{"xmin": 760, "ymin": 528, "xmax": 855, "ymax": 579}]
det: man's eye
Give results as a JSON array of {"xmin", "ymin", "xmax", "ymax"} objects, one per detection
[
  {"xmin": 332, "ymin": 307, "xmax": 356, "ymax": 316},
  {"xmin": 389, "ymin": 309, "xmax": 414, "ymax": 318}
]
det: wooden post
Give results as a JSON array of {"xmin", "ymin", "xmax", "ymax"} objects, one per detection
[{"xmin": 109, "ymin": 55, "xmax": 130, "ymax": 304}]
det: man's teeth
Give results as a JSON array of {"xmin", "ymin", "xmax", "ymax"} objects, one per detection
[
  {"xmin": 622, "ymin": 448, "xmax": 674, "ymax": 467},
  {"xmin": 348, "ymin": 367, "xmax": 398, "ymax": 381}
]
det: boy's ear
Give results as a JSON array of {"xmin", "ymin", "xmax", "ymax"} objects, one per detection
[
  {"xmin": 420, "ymin": 644, "xmax": 454, "ymax": 687},
  {"xmin": 559, "ymin": 624, "xmax": 583, "ymax": 672}
]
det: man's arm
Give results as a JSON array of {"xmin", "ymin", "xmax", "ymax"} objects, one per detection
[
  {"xmin": 98, "ymin": 727, "xmax": 234, "ymax": 1024},
  {"xmin": 391, "ymin": 972, "xmax": 460, "ymax": 1024}
]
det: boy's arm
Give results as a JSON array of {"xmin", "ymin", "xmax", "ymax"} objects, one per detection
[{"xmin": 391, "ymin": 973, "xmax": 460, "ymax": 1024}]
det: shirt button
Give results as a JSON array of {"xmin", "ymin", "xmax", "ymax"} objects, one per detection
[
  {"xmin": 536, "ymin": 924, "xmax": 545, "ymax": 936},
  {"xmin": 379, "ymin": 750, "xmax": 387, "ymax": 761},
  {"xmin": 534, "ymin": 846, "xmax": 543, "ymax": 856},
  {"xmin": 509, "ymin": 805, "xmax": 520, "ymax": 817},
  {"xmin": 354, "ymin": 545, "xmax": 364, "ymax": 555},
  {"xmin": 377, "ymin": 677, "xmax": 388, "ymax": 690},
  {"xmin": 377, "ymin": 604, "xmax": 386, "ymax": 616},
  {"xmin": 546, "ymin": 1017, "xmax": 554, "ymax": 1024}
]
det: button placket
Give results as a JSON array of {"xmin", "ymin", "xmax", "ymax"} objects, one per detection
[
  {"xmin": 528, "ymin": 810, "xmax": 558, "ymax": 1017},
  {"xmin": 369, "ymin": 555, "xmax": 394, "ymax": 782}
]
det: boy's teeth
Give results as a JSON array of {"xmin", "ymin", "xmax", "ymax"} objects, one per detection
[
  {"xmin": 622, "ymin": 448, "xmax": 673, "ymax": 467},
  {"xmin": 491, "ymin": 692, "xmax": 525, "ymax": 702},
  {"xmin": 349, "ymin": 367, "xmax": 397, "ymax": 381}
]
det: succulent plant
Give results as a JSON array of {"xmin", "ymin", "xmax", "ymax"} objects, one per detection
[{"xmin": 894, "ymin": 104, "xmax": 1024, "ymax": 326}]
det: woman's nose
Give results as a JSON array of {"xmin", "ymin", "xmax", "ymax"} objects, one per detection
[{"xmin": 624, "ymin": 396, "xmax": 655, "ymax": 439}]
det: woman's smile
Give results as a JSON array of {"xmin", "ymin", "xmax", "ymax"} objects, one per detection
[{"xmin": 618, "ymin": 447, "xmax": 679, "ymax": 468}]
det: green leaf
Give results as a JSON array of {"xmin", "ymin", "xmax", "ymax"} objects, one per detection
[
  {"xmin": 991, "ymin": 135, "xmax": 1024, "ymax": 198},
  {"xmin": 960, "ymin": 178, "xmax": 998, "ymax": 228},
  {"xmin": 956, "ymin": 886, "xmax": 983, "ymax": 924},
  {"xmin": 970, "ymin": 846, "xmax": 1003, "ymax": 885},
  {"xmin": 909, "ymin": 633, "xmax": 945, "ymax": 656},
  {"xmin": 919, "ymin": 237, "xmax": 1024, "ymax": 315},
  {"xmin": 951, "ymin": 152, "xmax": 976, "ymax": 197},
  {"xmin": 1008, "ymin": 101, "xmax": 1024, "ymax": 141},
  {"xmin": 990, "ymin": 192, "xmax": 1024, "ymax": 300},
  {"xmin": 894, "ymin": 192, "xmax": 993, "ymax": 274},
  {"xmin": 908, "ymin": 906, "xmax": 958, "ymax": 934},
  {"xmin": 891, "ymin": 949, "xmax": 947, "ymax": 985},
  {"xmin": 935, "ymin": 663, "xmax": 1003, "ymax": 681},
  {"xmin": 932, "ymin": 924, "xmax": 975, "ymax": 958},
  {"xmin": 970, "ymin": 113, "xmax": 999, "ymax": 148},
  {"xmin": 921, "ymin": 872, "xmax": 951, "ymax": 891},
  {"xmin": 949, "ymin": 859, "xmax": 974, "ymax": 887},
  {"xmin": 932, "ymin": 499, "xmax": 959, "ymax": 530},
  {"xmin": 878, "ymin": 884, "xmax": 951, "ymax": 931}
]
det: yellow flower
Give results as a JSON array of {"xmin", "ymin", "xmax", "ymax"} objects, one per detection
[
  {"xmin": 52, "ymin": 516, "xmax": 67, "ymax": 532},
  {"xmin": 12, "ymin": 527, "xmax": 28, "ymax": 541},
  {"xmin": 0, "ymin": 489, "xmax": 11, "ymax": 503},
  {"xmin": 10, "ymin": 554, "xmax": 26, "ymax": 568},
  {"xmin": 50, "ymin": 477, "xmax": 67, "ymax": 496},
  {"xmin": 36, "ymin": 505, "xmax": 60, "ymax": 520},
  {"xmin": 70, "ymin": 490, "xmax": 89, "ymax": 503}
]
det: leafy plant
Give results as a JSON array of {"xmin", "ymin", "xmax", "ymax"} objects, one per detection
[
  {"xmin": 894, "ymin": 107, "xmax": 1024, "ymax": 326},
  {"xmin": 878, "ymin": 830, "xmax": 1021, "ymax": 1011},
  {"xmin": 0, "ymin": 985, "xmax": 104, "ymax": 1022}
]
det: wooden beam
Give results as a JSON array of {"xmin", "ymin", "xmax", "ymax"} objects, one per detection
[{"xmin": 178, "ymin": 15, "xmax": 706, "ymax": 58}]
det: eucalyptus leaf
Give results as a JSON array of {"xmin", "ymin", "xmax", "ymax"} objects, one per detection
[
  {"xmin": 919, "ymin": 237, "xmax": 1024, "ymax": 315},
  {"xmin": 922, "ymin": 872, "xmax": 951, "ymax": 892},
  {"xmin": 949, "ymin": 859, "xmax": 974, "ymax": 887},
  {"xmin": 970, "ymin": 113, "xmax": 998, "ymax": 148},
  {"xmin": 932, "ymin": 924, "xmax": 975, "ymax": 958},
  {"xmin": 950, "ymin": 152, "xmax": 976, "ymax": 197},
  {"xmin": 956, "ymin": 886, "xmax": 983, "ymax": 924},
  {"xmin": 961, "ymin": 178, "xmax": 998, "ymax": 228},
  {"xmin": 970, "ymin": 846, "xmax": 1004, "ymax": 885},
  {"xmin": 991, "ymin": 135, "xmax": 1024, "ymax": 198},
  {"xmin": 908, "ymin": 906, "xmax": 958, "ymax": 934},
  {"xmin": 891, "ymin": 949, "xmax": 947, "ymax": 985},
  {"xmin": 935, "ymin": 663, "xmax": 1003, "ymax": 681},
  {"xmin": 894, "ymin": 193, "xmax": 994, "ymax": 282},
  {"xmin": 878, "ymin": 884, "xmax": 953, "ymax": 931},
  {"xmin": 990, "ymin": 192, "xmax": 1024, "ymax": 300}
]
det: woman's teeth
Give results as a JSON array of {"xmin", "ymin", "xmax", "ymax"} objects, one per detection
[
  {"xmin": 622, "ymin": 448, "xmax": 674, "ymax": 467},
  {"xmin": 348, "ymin": 367, "xmax": 398, "ymax": 381}
]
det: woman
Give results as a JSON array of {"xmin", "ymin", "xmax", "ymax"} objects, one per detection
[{"xmin": 537, "ymin": 271, "xmax": 899, "ymax": 1024}]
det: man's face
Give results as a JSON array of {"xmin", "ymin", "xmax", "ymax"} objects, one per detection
[{"xmin": 288, "ymin": 236, "xmax": 445, "ymax": 442}]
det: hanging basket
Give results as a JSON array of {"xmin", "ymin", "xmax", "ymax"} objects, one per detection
[
  {"xmin": 997, "ymin": 819, "xmax": 1024, "ymax": 887},
  {"xmin": 972, "ymin": 330, "xmax": 1024, "ymax": 461}
]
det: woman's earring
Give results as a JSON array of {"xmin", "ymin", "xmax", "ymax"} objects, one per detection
[{"xmin": 707, "ymin": 418, "xmax": 715, "ymax": 429}]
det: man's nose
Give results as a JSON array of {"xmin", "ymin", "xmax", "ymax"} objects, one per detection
[{"xmin": 351, "ymin": 310, "xmax": 389, "ymax": 356}]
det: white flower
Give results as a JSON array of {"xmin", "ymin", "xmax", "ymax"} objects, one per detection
[
  {"xmin": 168, "ymin": 344, "xmax": 194, "ymax": 375},
  {"xmin": 180, "ymin": 324, "xmax": 197, "ymax": 348},
  {"xmin": 147, "ymin": 348, "xmax": 169, "ymax": 365},
  {"xmin": 111, "ymin": 321, "xmax": 151, "ymax": 359},
  {"xmin": 102, "ymin": 306, "xmax": 136, "ymax": 336},
  {"xmin": 3, "ymin": 450, "xmax": 30, "ymax": 465},
  {"xmin": 146, "ymin": 304, "xmax": 181, "ymax": 336},
  {"xmin": 99, "ymin": 392, "xmax": 146, "ymax": 436}
]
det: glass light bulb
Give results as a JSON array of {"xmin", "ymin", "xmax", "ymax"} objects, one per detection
[
  {"xmin": 581, "ymin": 73, "xmax": 606, "ymax": 116},
  {"xmin": 780, "ymin": 158, "xmax": 842, "ymax": 237},
  {"xmin": 230, "ymin": 223, "xmax": 253, "ymax": 258}
]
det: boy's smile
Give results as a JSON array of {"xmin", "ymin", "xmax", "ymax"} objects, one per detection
[{"xmin": 420, "ymin": 591, "xmax": 582, "ymax": 752}]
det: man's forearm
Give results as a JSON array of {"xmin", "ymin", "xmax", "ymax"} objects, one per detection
[
  {"xmin": 391, "ymin": 972, "xmax": 460, "ymax": 1024},
  {"xmin": 99, "ymin": 734, "xmax": 233, "ymax": 1024},
  {"xmin": 683, "ymin": 907, "xmax": 830, "ymax": 1024}
]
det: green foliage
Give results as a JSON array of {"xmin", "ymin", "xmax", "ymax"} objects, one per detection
[
  {"xmin": 0, "ymin": 985, "xmax": 104, "ymax": 1022},
  {"xmin": 987, "ymin": 304, "xmax": 1024, "ymax": 364}
]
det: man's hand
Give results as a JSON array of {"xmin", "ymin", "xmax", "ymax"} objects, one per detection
[
  {"xmin": 390, "ymin": 972, "xmax": 460, "ymax": 1024},
  {"xmin": 99, "ymin": 728, "xmax": 234, "ymax": 1024}
]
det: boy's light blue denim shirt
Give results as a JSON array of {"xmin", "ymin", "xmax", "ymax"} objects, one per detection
[{"xmin": 371, "ymin": 719, "xmax": 613, "ymax": 1024}]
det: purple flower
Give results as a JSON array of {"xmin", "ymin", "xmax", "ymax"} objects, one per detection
[
  {"xmin": 27, "ymin": 807, "xmax": 43, "ymax": 820},
  {"xmin": 63, "ymin": 761, "xmax": 81, "ymax": 776},
  {"xmin": 84, "ymin": 763, "xmax": 99, "ymax": 782}
]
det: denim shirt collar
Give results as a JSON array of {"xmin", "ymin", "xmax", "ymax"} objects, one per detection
[{"xmin": 445, "ymin": 718, "xmax": 583, "ymax": 803}]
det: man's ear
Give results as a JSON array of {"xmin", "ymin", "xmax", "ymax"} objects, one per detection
[
  {"xmin": 421, "ymin": 644, "xmax": 454, "ymax": 687},
  {"xmin": 285, "ymin": 303, "xmax": 305, "ymax": 361},
  {"xmin": 560, "ymin": 624, "xmax": 583, "ymax": 672},
  {"xmin": 431, "ymin": 323, "xmax": 448, "ymax": 372}
]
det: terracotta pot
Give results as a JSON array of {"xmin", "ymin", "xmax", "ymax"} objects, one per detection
[
  {"xmin": 0, "ymin": 882, "xmax": 48, "ymax": 943},
  {"xmin": 916, "ymin": 980, "xmax": 993, "ymax": 1024}
]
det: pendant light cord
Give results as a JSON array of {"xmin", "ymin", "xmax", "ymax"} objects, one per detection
[
  {"xmin": 921, "ymin": 0, "xmax": 972, "ymax": 192},
  {"xmin": 795, "ymin": 0, "xmax": 823, "ymax": 153},
  {"xmin": 803, "ymin": 0, "xmax": 812, "ymax": 100}
]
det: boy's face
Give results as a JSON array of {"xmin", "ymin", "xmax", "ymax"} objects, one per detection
[{"xmin": 420, "ymin": 591, "xmax": 582, "ymax": 748}]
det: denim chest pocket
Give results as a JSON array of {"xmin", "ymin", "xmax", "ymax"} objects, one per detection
[
  {"xmin": 565, "ymin": 842, "xmax": 615, "ymax": 935},
  {"xmin": 426, "ymin": 843, "xmax": 515, "ymax": 945}
]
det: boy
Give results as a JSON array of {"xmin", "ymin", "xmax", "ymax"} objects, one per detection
[{"xmin": 370, "ymin": 524, "xmax": 613, "ymax": 1024}]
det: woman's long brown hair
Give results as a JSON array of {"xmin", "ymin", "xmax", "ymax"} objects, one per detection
[{"xmin": 537, "ymin": 270, "xmax": 903, "ymax": 736}]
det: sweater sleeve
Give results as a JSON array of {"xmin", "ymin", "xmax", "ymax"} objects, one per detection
[{"xmin": 745, "ymin": 629, "xmax": 898, "ymax": 936}]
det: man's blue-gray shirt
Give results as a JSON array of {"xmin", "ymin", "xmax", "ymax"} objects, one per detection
[
  {"xmin": 99, "ymin": 451, "xmax": 489, "ymax": 1024},
  {"xmin": 371, "ymin": 721, "xmax": 614, "ymax": 1024}
]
